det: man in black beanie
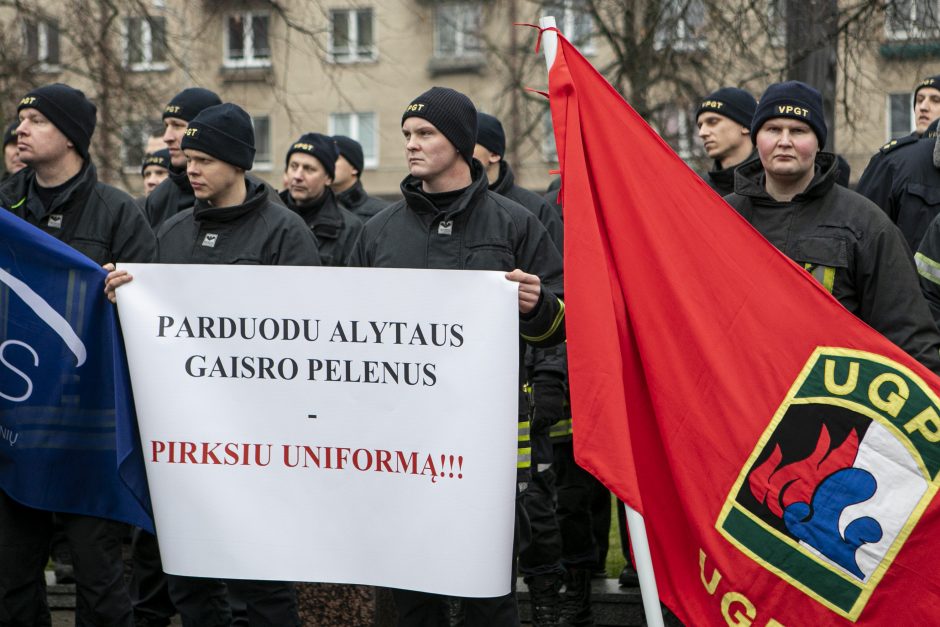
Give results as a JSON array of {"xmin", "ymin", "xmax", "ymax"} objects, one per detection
[
  {"xmin": 0, "ymin": 82, "xmax": 156, "ymax": 627},
  {"xmin": 280, "ymin": 132, "xmax": 362, "ymax": 265},
  {"xmin": 474, "ymin": 109, "xmax": 570, "ymax": 625},
  {"xmin": 141, "ymin": 148, "xmax": 171, "ymax": 195},
  {"xmin": 351, "ymin": 86, "xmax": 566, "ymax": 627},
  {"xmin": 694, "ymin": 87, "xmax": 757, "ymax": 196},
  {"xmin": 724, "ymin": 81, "xmax": 940, "ymax": 375},
  {"xmin": 2, "ymin": 119, "xmax": 23, "ymax": 179},
  {"xmin": 106, "ymin": 103, "xmax": 318, "ymax": 627},
  {"xmin": 474, "ymin": 112, "xmax": 563, "ymax": 251},
  {"xmin": 332, "ymin": 134, "xmax": 390, "ymax": 221},
  {"xmin": 145, "ymin": 87, "xmax": 222, "ymax": 227},
  {"xmin": 914, "ymin": 74, "xmax": 940, "ymax": 136}
]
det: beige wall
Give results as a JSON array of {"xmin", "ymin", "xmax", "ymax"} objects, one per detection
[{"xmin": 5, "ymin": 1, "xmax": 940, "ymax": 196}]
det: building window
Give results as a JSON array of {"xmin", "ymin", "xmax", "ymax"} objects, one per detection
[
  {"xmin": 768, "ymin": 0, "xmax": 786, "ymax": 48},
  {"xmin": 125, "ymin": 16, "xmax": 168, "ymax": 71},
  {"xmin": 224, "ymin": 12, "xmax": 271, "ymax": 68},
  {"xmin": 329, "ymin": 112, "xmax": 378, "ymax": 169},
  {"xmin": 886, "ymin": 0, "xmax": 940, "ymax": 40},
  {"xmin": 121, "ymin": 121, "xmax": 155, "ymax": 171},
  {"xmin": 22, "ymin": 18, "xmax": 60, "ymax": 70},
  {"xmin": 434, "ymin": 2, "xmax": 482, "ymax": 60},
  {"xmin": 888, "ymin": 93, "xmax": 915, "ymax": 139},
  {"xmin": 544, "ymin": 1, "xmax": 594, "ymax": 52},
  {"xmin": 653, "ymin": 105, "xmax": 700, "ymax": 160},
  {"xmin": 654, "ymin": 0, "xmax": 707, "ymax": 52},
  {"xmin": 330, "ymin": 8, "xmax": 376, "ymax": 63},
  {"xmin": 251, "ymin": 115, "xmax": 271, "ymax": 170}
]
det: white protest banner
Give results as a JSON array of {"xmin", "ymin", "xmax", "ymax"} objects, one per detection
[{"xmin": 116, "ymin": 264, "xmax": 518, "ymax": 597}]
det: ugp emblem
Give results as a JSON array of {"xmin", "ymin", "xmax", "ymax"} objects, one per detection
[{"xmin": 717, "ymin": 347, "xmax": 940, "ymax": 620}]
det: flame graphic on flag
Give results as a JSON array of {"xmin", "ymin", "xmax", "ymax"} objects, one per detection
[{"xmin": 748, "ymin": 424, "xmax": 860, "ymax": 518}]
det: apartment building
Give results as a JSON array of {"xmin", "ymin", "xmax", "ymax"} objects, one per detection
[{"xmin": 6, "ymin": 1, "xmax": 940, "ymax": 196}]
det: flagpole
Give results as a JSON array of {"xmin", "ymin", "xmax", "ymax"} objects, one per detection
[{"xmin": 538, "ymin": 15, "xmax": 666, "ymax": 627}]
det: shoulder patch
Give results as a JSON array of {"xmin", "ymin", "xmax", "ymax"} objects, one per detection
[{"xmin": 880, "ymin": 134, "xmax": 917, "ymax": 154}]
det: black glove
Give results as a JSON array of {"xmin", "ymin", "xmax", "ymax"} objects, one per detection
[{"xmin": 531, "ymin": 378, "xmax": 566, "ymax": 433}]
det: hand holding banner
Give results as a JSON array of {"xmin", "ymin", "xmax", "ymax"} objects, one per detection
[{"xmin": 116, "ymin": 263, "xmax": 518, "ymax": 597}]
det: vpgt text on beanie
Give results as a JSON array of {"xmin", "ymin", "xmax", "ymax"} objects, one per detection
[
  {"xmin": 402, "ymin": 87, "xmax": 477, "ymax": 164},
  {"xmin": 163, "ymin": 88, "xmax": 222, "ymax": 122},
  {"xmin": 285, "ymin": 133, "xmax": 338, "ymax": 179},
  {"xmin": 695, "ymin": 87, "xmax": 757, "ymax": 129},
  {"xmin": 180, "ymin": 103, "xmax": 255, "ymax": 170},
  {"xmin": 750, "ymin": 81, "xmax": 827, "ymax": 148},
  {"xmin": 18, "ymin": 83, "xmax": 97, "ymax": 159}
]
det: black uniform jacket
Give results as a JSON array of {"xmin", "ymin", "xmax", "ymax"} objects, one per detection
[
  {"xmin": 335, "ymin": 179, "xmax": 390, "ymax": 223},
  {"xmin": 349, "ymin": 161, "xmax": 565, "ymax": 349},
  {"xmin": 350, "ymin": 162, "xmax": 566, "ymax": 479},
  {"xmin": 856, "ymin": 130, "xmax": 940, "ymax": 253},
  {"xmin": 0, "ymin": 162, "xmax": 155, "ymax": 264},
  {"xmin": 704, "ymin": 149, "xmax": 758, "ymax": 197},
  {"xmin": 725, "ymin": 152, "xmax": 940, "ymax": 375},
  {"xmin": 156, "ymin": 177, "xmax": 321, "ymax": 266},
  {"xmin": 146, "ymin": 167, "xmax": 283, "ymax": 230},
  {"xmin": 490, "ymin": 161, "xmax": 564, "ymax": 254},
  {"xmin": 278, "ymin": 188, "xmax": 361, "ymax": 267}
]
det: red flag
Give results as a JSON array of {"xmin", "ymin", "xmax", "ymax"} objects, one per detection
[{"xmin": 549, "ymin": 34, "xmax": 940, "ymax": 625}]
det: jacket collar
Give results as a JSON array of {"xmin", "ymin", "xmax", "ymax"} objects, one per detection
[
  {"xmin": 335, "ymin": 179, "xmax": 367, "ymax": 208},
  {"xmin": 733, "ymin": 152, "xmax": 838, "ymax": 204},
  {"xmin": 400, "ymin": 160, "xmax": 488, "ymax": 218},
  {"xmin": 168, "ymin": 164, "xmax": 192, "ymax": 194},
  {"xmin": 25, "ymin": 160, "xmax": 96, "ymax": 219},
  {"xmin": 279, "ymin": 187, "xmax": 345, "ymax": 239},
  {"xmin": 489, "ymin": 160, "xmax": 515, "ymax": 196},
  {"xmin": 193, "ymin": 177, "xmax": 266, "ymax": 224}
]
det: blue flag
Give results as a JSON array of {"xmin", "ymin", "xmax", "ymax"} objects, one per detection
[{"xmin": 0, "ymin": 209, "xmax": 153, "ymax": 532}]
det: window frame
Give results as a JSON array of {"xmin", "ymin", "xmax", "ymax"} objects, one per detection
[
  {"xmin": 885, "ymin": 0, "xmax": 940, "ymax": 41},
  {"xmin": 433, "ymin": 2, "xmax": 483, "ymax": 60},
  {"xmin": 653, "ymin": 0, "xmax": 707, "ymax": 53},
  {"xmin": 887, "ymin": 92, "xmax": 916, "ymax": 139},
  {"xmin": 251, "ymin": 114, "xmax": 272, "ymax": 171},
  {"xmin": 223, "ymin": 11, "xmax": 272, "ymax": 69},
  {"xmin": 328, "ymin": 8, "xmax": 377, "ymax": 63},
  {"xmin": 545, "ymin": 1, "xmax": 595, "ymax": 54},
  {"xmin": 124, "ymin": 15, "xmax": 168, "ymax": 72},
  {"xmin": 328, "ymin": 112, "xmax": 379, "ymax": 170},
  {"xmin": 22, "ymin": 17, "xmax": 60, "ymax": 72}
]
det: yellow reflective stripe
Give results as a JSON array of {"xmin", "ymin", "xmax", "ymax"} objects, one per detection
[
  {"xmin": 521, "ymin": 298, "xmax": 565, "ymax": 343},
  {"xmin": 517, "ymin": 448, "xmax": 531, "ymax": 468},
  {"xmin": 821, "ymin": 266, "xmax": 835, "ymax": 292},
  {"xmin": 916, "ymin": 252, "xmax": 940, "ymax": 286},
  {"xmin": 549, "ymin": 418, "xmax": 573, "ymax": 438},
  {"xmin": 803, "ymin": 263, "xmax": 836, "ymax": 294},
  {"xmin": 523, "ymin": 383, "xmax": 533, "ymax": 393},
  {"xmin": 10, "ymin": 197, "xmax": 25, "ymax": 210}
]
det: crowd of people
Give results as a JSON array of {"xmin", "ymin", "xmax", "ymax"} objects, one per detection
[{"xmin": 3, "ymin": 69, "xmax": 940, "ymax": 627}]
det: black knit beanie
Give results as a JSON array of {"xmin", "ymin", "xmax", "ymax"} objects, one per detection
[
  {"xmin": 914, "ymin": 75, "xmax": 940, "ymax": 106},
  {"xmin": 285, "ymin": 132, "xmax": 338, "ymax": 179},
  {"xmin": 3, "ymin": 121, "xmax": 18, "ymax": 147},
  {"xmin": 695, "ymin": 87, "xmax": 757, "ymax": 129},
  {"xmin": 18, "ymin": 83, "xmax": 96, "ymax": 159},
  {"xmin": 141, "ymin": 148, "xmax": 171, "ymax": 175},
  {"xmin": 751, "ymin": 81, "xmax": 827, "ymax": 148},
  {"xmin": 476, "ymin": 112, "xmax": 506, "ymax": 157},
  {"xmin": 163, "ymin": 88, "xmax": 222, "ymax": 122},
  {"xmin": 402, "ymin": 87, "xmax": 477, "ymax": 164},
  {"xmin": 180, "ymin": 103, "xmax": 255, "ymax": 170},
  {"xmin": 333, "ymin": 135, "xmax": 364, "ymax": 175}
]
